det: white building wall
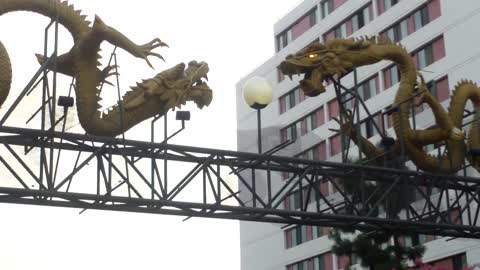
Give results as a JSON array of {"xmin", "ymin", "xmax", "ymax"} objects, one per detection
[{"xmin": 237, "ymin": 0, "xmax": 480, "ymax": 269}]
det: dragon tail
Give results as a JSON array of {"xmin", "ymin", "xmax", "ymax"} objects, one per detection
[{"xmin": 0, "ymin": 0, "xmax": 90, "ymax": 109}]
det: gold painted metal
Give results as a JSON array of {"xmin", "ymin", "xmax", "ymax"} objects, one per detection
[
  {"xmin": 0, "ymin": 0, "xmax": 212, "ymax": 136},
  {"xmin": 280, "ymin": 37, "xmax": 480, "ymax": 173}
]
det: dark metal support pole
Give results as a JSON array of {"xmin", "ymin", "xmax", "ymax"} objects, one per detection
[
  {"xmin": 164, "ymin": 112, "xmax": 168, "ymax": 196},
  {"xmin": 257, "ymin": 108, "xmax": 262, "ymax": 154}
]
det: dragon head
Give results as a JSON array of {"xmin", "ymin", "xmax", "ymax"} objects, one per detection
[
  {"xmin": 279, "ymin": 39, "xmax": 371, "ymax": 96},
  {"xmin": 125, "ymin": 61, "xmax": 212, "ymax": 110}
]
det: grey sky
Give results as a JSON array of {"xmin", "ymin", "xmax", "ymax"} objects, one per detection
[{"xmin": 0, "ymin": 0, "xmax": 302, "ymax": 269}]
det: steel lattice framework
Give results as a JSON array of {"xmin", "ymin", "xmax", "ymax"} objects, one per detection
[
  {"xmin": 0, "ymin": 19, "xmax": 479, "ymax": 239},
  {"xmin": 1, "ymin": 125, "xmax": 480, "ymax": 238}
]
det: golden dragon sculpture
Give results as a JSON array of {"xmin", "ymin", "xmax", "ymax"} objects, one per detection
[
  {"xmin": 280, "ymin": 37, "xmax": 480, "ymax": 174},
  {"xmin": 0, "ymin": 0, "xmax": 212, "ymax": 136}
]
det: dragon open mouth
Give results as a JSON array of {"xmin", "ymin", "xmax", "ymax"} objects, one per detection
[
  {"xmin": 279, "ymin": 60, "xmax": 326, "ymax": 97},
  {"xmin": 124, "ymin": 61, "xmax": 212, "ymax": 110},
  {"xmin": 185, "ymin": 61, "xmax": 212, "ymax": 108}
]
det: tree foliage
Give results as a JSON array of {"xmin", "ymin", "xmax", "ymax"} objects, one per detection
[{"xmin": 329, "ymin": 156, "xmax": 426, "ymax": 270}]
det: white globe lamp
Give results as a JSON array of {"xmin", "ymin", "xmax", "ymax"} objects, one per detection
[{"xmin": 242, "ymin": 76, "xmax": 273, "ymax": 153}]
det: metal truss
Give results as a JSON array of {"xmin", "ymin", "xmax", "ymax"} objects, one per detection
[
  {"xmin": 0, "ymin": 19, "xmax": 480, "ymax": 239},
  {"xmin": 1, "ymin": 125, "xmax": 480, "ymax": 238}
]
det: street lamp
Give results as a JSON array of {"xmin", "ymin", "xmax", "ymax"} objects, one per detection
[{"xmin": 243, "ymin": 76, "xmax": 273, "ymax": 154}]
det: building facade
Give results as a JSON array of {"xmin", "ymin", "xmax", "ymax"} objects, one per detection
[{"xmin": 236, "ymin": 0, "xmax": 480, "ymax": 270}]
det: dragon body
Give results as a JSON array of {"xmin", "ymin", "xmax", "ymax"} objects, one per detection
[
  {"xmin": 0, "ymin": 0, "xmax": 212, "ymax": 136},
  {"xmin": 280, "ymin": 37, "xmax": 480, "ymax": 173}
]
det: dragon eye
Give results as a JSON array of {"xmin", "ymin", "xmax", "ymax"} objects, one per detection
[{"xmin": 308, "ymin": 53, "xmax": 318, "ymax": 59}]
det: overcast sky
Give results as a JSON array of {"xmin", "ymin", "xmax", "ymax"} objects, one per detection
[{"xmin": 0, "ymin": 1, "xmax": 302, "ymax": 269}]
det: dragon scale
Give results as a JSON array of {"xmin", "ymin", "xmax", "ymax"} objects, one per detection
[
  {"xmin": 280, "ymin": 38, "xmax": 480, "ymax": 173},
  {"xmin": 0, "ymin": 0, "xmax": 212, "ymax": 137}
]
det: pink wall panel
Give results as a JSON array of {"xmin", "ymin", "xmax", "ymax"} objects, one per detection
[
  {"xmin": 428, "ymin": 0, "xmax": 442, "ymax": 21},
  {"xmin": 317, "ymin": 107, "xmax": 325, "ymax": 127},
  {"xmin": 407, "ymin": 15, "xmax": 415, "ymax": 34},
  {"xmin": 436, "ymin": 77, "xmax": 450, "ymax": 102},
  {"xmin": 301, "ymin": 119, "xmax": 307, "ymax": 135},
  {"xmin": 285, "ymin": 230, "xmax": 292, "ymax": 248},
  {"xmin": 292, "ymin": 16, "xmax": 311, "ymax": 40},
  {"xmin": 318, "ymin": 141, "xmax": 327, "ymax": 160},
  {"xmin": 433, "ymin": 36, "xmax": 446, "ymax": 61},
  {"xmin": 306, "ymin": 225, "xmax": 313, "ymax": 240},
  {"xmin": 320, "ymin": 181, "xmax": 329, "ymax": 195},
  {"xmin": 433, "ymin": 258, "xmax": 454, "ymax": 270},
  {"xmin": 333, "ymin": 0, "xmax": 344, "ymax": 9},
  {"xmin": 279, "ymin": 97, "xmax": 286, "ymax": 114},
  {"xmin": 337, "ymin": 255, "xmax": 350, "ymax": 270},
  {"xmin": 328, "ymin": 100, "xmax": 339, "ymax": 120},
  {"xmin": 325, "ymin": 253, "xmax": 334, "ymax": 270},
  {"xmin": 377, "ymin": 0, "xmax": 385, "ymax": 15},
  {"xmin": 284, "ymin": 196, "xmax": 290, "ymax": 210},
  {"xmin": 324, "ymin": 30, "xmax": 336, "ymax": 42},
  {"xmin": 330, "ymin": 134, "xmax": 341, "ymax": 155},
  {"xmin": 383, "ymin": 68, "xmax": 392, "ymax": 89},
  {"xmin": 308, "ymin": 259, "xmax": 314, "ymax": 270},
  {"xmin": 375, "ymin": 76, "xmax": 380, "ymax": 94}
]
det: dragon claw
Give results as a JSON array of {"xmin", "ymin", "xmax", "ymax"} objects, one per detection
[
  {"xmin": 332, "ymin": 110, "xmax": 354, "ymax": 136},
  {"xmin": 136, "ymin": 38, "xmax": 168, "ymax": 68},
  {"xmin": 100, "ymin": 65, "xmax": 119, "ymax": 85}
]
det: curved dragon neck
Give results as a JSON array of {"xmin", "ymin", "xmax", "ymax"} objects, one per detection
[
  {"xmin": 345, "ymin": 43, "xmax": 417, "ymax": 133},
  {"xmin": 73, "ymin": 21, "xmax": 166, "ymax": 137},
  {"xmin": 0, "ymin": 0, "xmax": 90, "ymax": 39},
  {"xmin": 373, "ymin": 45, "xmax": 417, "ymax": 136},
  {"xmin": 345, "ymin": 42, "xmax": 462, "ymax": 172},
  {"xmin": 348, "ymin": 42, "xmax": 468, "ymax": 172}
]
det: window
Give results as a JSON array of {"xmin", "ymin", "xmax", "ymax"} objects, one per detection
[
  {"xmin": 337, "ymin": 253, "xmax": 361, "ymax": 270},
  {"xmin": 280, "ymin": 122, "xmax": 300, "ymax": 143},
  {"xmin": 286, "ymin": 252, "xmax": 333, "ymax": 270},
  {"xmin": 321, "ymin": 0, "xmax": 348, "ymax": 19},
  {"xmin": 380, "ymin": 0, "xmax": 441, "ymax": 42},
  {"xmin": 360, "ymin": 113, "xmax": 383, "ymax": 138},
  {"xmin": 292, "ymin": 8, "xmax": 317, "ymax": 40},
  {"xmin": 340, "ymin": 92, "xmax": 355, "ymax": 111},
  {"xmin": 452, "ymin": 253, "xmax": 468, "ymax": 270},
  {"xmin": 285, "ymin": 225, "xmax": 325, "ymax": 248},
  {"xmin": 413, "ymin": 36, "xmax": 445, "ymax": 70},
  {"xmin": 398, "ymin": 233, "xmax": 434, "ymax": 248},
  {"xmin": 383, "ymin": 36, "xmax": 445, "ymax": 90},
  {"xmin": 284, "ymin": 189, "xmax": 302, "ymax": 210},
  {"xmin": 276, "ymin": 8, "xmax": 317, "ymax": 52},
  {"xmin": 357, "ymin": 75, "xmax": 380, "ymax": 101},
  {"xmin": 276, "ymin": 30, "xmax": 293, "ymax": 52},
  {"xmin": 279, "ymin": 87, "xmax": 305, "ymax": 114},
  {"xmin": 377, "ymin": 0, "xmax": 399, "ymax": 15},
  {"xmin": 284, "ymin": 179, "xmax": 331, "ymax": 210},
  {"xmin": 382, "ymin": 18, "xmax": 408, "ymax": 42},
  {"xmin": 382, "ymin": 64, "xmax": 401, "ymax": 89},
  {"xmin": 323, "ymin": 4, "xmax": 372, "ymax": 41},
  {"xmin": 415, "ymin": 76, "xmax": 450, "ymax": 113},
  {"xmin": 300, "ymin": 141, "xmax": 327, "ymax": 161},
  {"xmin": 338, "ymin": 76, "xmax": 379, "ymax": 113},
  {"xmin": 428, "ymin": 253, "xmax": 467, "ymax": 270},
  {"xmin": 302, "ymin": 106, "xmax": 325, "ymax": 135},
  {"xmin": 280, "ymin": 106, "xmax": 325, "ymax": 142}
]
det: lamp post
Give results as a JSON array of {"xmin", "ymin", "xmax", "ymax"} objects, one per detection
[{"xmin": 243, "ymin": 76, "xmax": 273, "ymax": 154}]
